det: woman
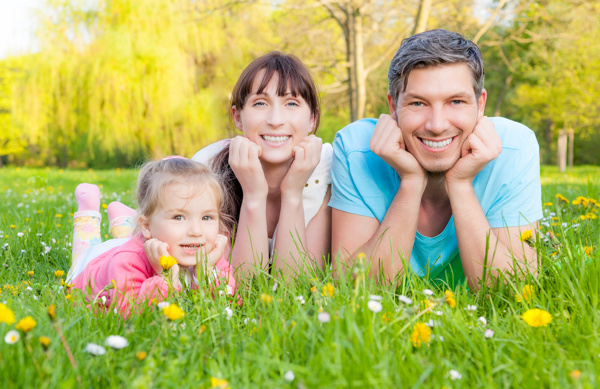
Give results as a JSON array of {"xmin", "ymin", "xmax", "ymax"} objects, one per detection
[{"xmin": 193, "ymin": 51, "xmax": 332, "ymax": 278}]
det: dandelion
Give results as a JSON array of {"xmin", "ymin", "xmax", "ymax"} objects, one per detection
[
  {"xmin": 443, "ymin": 290, "xmax": 456, "ymax": 308},
  {"xmin": 478, "ymin": 316, "xmax": 487, "ymax": 325},
  {"xmin": 310, "ymin": 286, "xmax": 317, "ymax": 294},
  {"xmin": 0, "ymin": 303, "xmax": 16, "ymax": 324},
  {"xmin": 367, "ymin": 300, "xmax": 383, "ymax": 313},
  {"xmin": 105, "ymin": 335, "xmax": 128, "ymax": 349},
  {"xmin": 284, "ymin": 371, "xmax": 295, "ymax": 382},
  {"xmin": 15, "ymin": 316, "xmax": 37, "ymax": 333},
  {"xmin": 522, "ymin": 308, "xmax": 552, "ymax": 327},
  {"xmin": 519, "ymin": 229, "xmax": 533, "ymax": 243},
  {"xmin": 159, "ymin": 255, "xmax": 177, "ymax": 270},
  {"xmin": 85, "ymin": 343, "xmax": 107, "ymax": 356},
  {"xmin": 448, "ymin": 370, "xmax": 462, "ymax": 380},
  {"xmin": 516, "ymin": 285, "xmax": 535, "ymax": 303},
  {"xmin": 4, "ymin": 330, "xmax": 19, "ymax": 344},
  {"xmin": 224, "ymin": 307, "xmax": 233, "ymax": 320},
  {"xmin": 162, "ymin": 304, "xmax": 185, "ymax": 321},
  {"xmin": 136, "ymin": 351, "xmax": 147, "ymax": 360},
  {"xmin": 260, "ymin": 294, "xmax": 273, "ymax": 304},
  {"xmin": 570, "ymin": 370, "xmax": 582, "ymax": 379},
  {"xmin": 423, "ymin": 289, "xmax": 434, "ymax": 296},
  {"xmin": 47, "ymin": 305, "xmax": 56, "ymax": 321},
  {"xmin": 210, "ymin": 377, "xmax": 230, "ymax": 388},
  {"xmin": 410, "ymin": 322, "xmax": 432, "ymax": 347},
  {"xmin": 317, "ymin": 312, "xmax": 331, "ymax": 323},
  {"xmin": 584, "ymin": 246, "xmax": 593, "ymax": 256},
  {"xmin": 199, "ymin": 325, "xmax": 207, "ymax": 334},
  {"xmin": 484, "ymin": 329, "xmax": 495, "ymax": 339},
  {"xmin": 27, "ymin": 271, "xmax": 34, "ymax": 277},
  {"xmin": 398, "ymin": 295, "xmax": 413, "ymax": 305},
  {"xmin": 321, "ymin": 283, "xmax": 335, "ymax": 298},
  {"xmin": 54, "ymin": 270, "xmax": 64, "ymax": 278},
  {"xmin": 39, "ymin": 336, "xmax": 51, "ymax": 349},
  {"xmin": 555, "ymin": 194, "xmax": 569, "ymax": 203}
]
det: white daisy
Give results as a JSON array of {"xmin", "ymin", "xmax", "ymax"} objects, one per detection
[
  {"xmin": 105, "ymin": 335, "xmax": 128, "ymax": 349},
  {"xmin": 367, "ymin": 300, "xmax": 382, "ymax": 313},
  {"xmin": 85, "ymin": 343, "xmax": 107, "ymax": 356},
  {"xmin": 317, "ymin": 312, "xmax": 330, "ymax": 323},
  {"xmin": 4, "ymin": 330, "xmax": 19, "ymax": 344}
]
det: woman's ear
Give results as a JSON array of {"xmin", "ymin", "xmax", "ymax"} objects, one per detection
[
  {"xmin": 139, "ymin": 215, "xmax": 152, "ymax": 239},
  {"xmin": 232, "ymin": 105, "xmax": 243, "ymax": 131},
  {"xmin": 308, "ymin": 111, "xmax": 318, "ymax": 134}
]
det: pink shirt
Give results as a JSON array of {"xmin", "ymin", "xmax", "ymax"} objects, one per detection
[{"xmin": 73, "ymin": 232, "xmax": 237, "ymax": 316}]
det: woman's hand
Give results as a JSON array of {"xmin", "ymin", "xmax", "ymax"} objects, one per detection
[
  {"xmin": 229, "ymin": 136, "xmax": 268, "ymax": 202},
  {"xmin": 280, "ymin": 135, "xmax": 322, "ymax": 199}
]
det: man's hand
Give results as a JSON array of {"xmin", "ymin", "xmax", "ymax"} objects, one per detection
[
  {"xmin": 229, "ymin": 136, "xmax": 268, "ymax": 201},
  {"xmin": 370, "ymin": 114, "xmax": 426, "ymax": 182},
  {"xmin": 446, "ymin": 116, "xmax": 502, "ymax": 185},
  {"xmin": 280, "ymin": 135, "xmax": 322, "ymax": 198}
]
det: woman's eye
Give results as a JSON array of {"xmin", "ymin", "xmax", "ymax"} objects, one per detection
[
  {"xmin": 253, "ymin": 101, "xmax": 266, "ymax": 107},
  {"xmin": 287, "ymin": 101, "xmax": 299, "ymax": 107}
]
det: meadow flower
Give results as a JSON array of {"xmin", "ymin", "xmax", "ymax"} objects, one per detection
[
  {"xmin": 44, "ymin": 246, "xmax": 51, "ymax": 254},
  {"xmin": 516, "ymin": 285, "xmax": 534, "ymax": 303},
  {"xmin": 478, "ymin": 317, "xmax": 487, "ymax": 325},
  {"xmin": 519, "ymin": 229, "xmax": 533, "ymax": 243},
  {"xmin": 272, "ymin": 282, "xmax": 278, "ymax": 292},
  {"xmin": 484, "ymin": 329, "xmax": 495, "ymax": 339},
  {"xmin": 443, "ymin": 290, "xmax": 456, "ymax": 308},
  {"xmin": 105, "ymin": 335, "xmax": 128, "ymax": 349},
  {"xmin": 85, "ymin": 343, "xmax": 107, "ymax": 356},
  {"xmin": 369, "ymin": 294, "xmax": 382, "ymax": 301},
  {"xmin": 522, "ymin": 308, "xmax": 552, "ymax": 327},
  {"xmin": 0, "ymin": 303, "xmax": 16, "ymax": 324},
  {"xmin": 27, "ymin": 271, "xmax": 34, "ymax": 277},
  {"xmin": 136, "ymin": 351, "xmax": 147, "ymax": 360},
  {"xmin": 39, "ymin": 336, "xmax": 51, "ymax": 349},
  {"xmin": 410, "ymin": 322, "xmax": 432, "ymax": 347},
  {"xmin": 260, "ymin": 294, "xmax": 273, "ymax": 304},
  {"xmin": 157, "ymin": 301, "xmax": 170, "ymax": 309},
  {"xmin": 584, "ymin": 246, "xmax": 593, "ymax": 256},
  {"xmin": 224, "ymin": 307, "xmax": 233, "ymax": 320},
  {"xmin": 159, "ymin": 255, "xmax": 177, "ymax": 270},
  {"xmin": 162, "ymin": 304, "xmax": 185, "ymax": 321},
  {"xmin": 284, "ymin": 371, "xmax": 295, "ymax": 382},
  {"xmin": 4, "ymin": 330, "xmax": 19, "ymax": 344},
  {"xmin": 15, "ymin": 316, "xmax": 36, "ymax": 332},
  {"xmin": 47, "ymin": 305, "xmax": 56, "ymax": 321},
  {"xmin": 295, "ymin": 295, "xmax": 306, "ymax": 304},
  {"xmin": 210, "ymin": 377, "xmax": 230, "ymax": 388},
  {"xmin": 54, "ymin": 270, "xmax": 64, "ymax": 278},
  {"xmin": 570, "ymin": 370, "xmax": 581, "ymax": 379},
  {"xmin": 398, "ymin": 295, "xmax": 413, "ymax": 305},
  {"xmin": 367, "ymin": 300, "xmax": 383, "ymax": 313},
  {"xmin": 448, "ymin": 370, "xmax": 462, "ymax": 380},
  {"xmin": 423, "ymin": 289, "xmax": 434, "ymax": 296},
  {"xmin": 17, "ymin": 232, "xmax": 24, "ymax": 237},
  {"xmin": 317, "ymin": 312, "xmax": 331, "ymax": 323},
  {"xmin": 555, "ymin": 194, "xmax": 569, "ymax": 203},
  {"xmin": 321, "ymin": 283, "xmax": 335, "ymax": 298}
]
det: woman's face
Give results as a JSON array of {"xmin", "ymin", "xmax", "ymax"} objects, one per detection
[{"xmin": 232, "ymin": 71, "xmax": 316, "ymax": 165}]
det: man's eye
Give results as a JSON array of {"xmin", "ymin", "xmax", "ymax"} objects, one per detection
[
  {"xmin": 451, "ymin": 100, "xmax": 464, "ymax": 105},
  {"xmin": 410, "ymin": 102, "xmax": 423, "ymax": 107}
]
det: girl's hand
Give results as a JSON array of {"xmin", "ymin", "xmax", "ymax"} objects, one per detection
[
  {"xmin": 144, "ymin": 238, "xmax": 181, "ymax": 286},
  {"xmin": 229, "ymin": 136, "xmax": 268, "ymax": 201},
  {"xmin": 280, "ymin": 135, "xmax": 322, "ymax": 199},
  {"xmin": 203, "ymin": 234, "xmax": 228, "ymax": 269}
]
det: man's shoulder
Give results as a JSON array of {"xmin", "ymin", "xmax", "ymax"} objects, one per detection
[
  {"xmin": 490, "ymin": 117, "xmax": 538, "ymax": 151},
  {"xmin": 333, "ymin": 118, "xmax": 378, "ymax": 154}
]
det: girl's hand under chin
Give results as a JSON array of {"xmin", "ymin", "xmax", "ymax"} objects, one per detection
[
  {"xmin": 280, "ymin": 134, "xmax": 322, "ymax": 198},
  {"xmin": 203, "ymin": 234, "xmax": 228, "ymax": 270},
  {"xmin": 143, "ymin": 238, "xmax": 180, "ymax": 286}
]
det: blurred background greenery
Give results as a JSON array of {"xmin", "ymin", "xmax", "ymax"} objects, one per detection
[{"xmin": 0, "ymin": 0, "xmax": 598, "ymax": 169}]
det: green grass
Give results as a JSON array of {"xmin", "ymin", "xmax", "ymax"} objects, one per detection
[{"xmin": 1, "ymin": 166, "xmax": 600, "ymax": 388}]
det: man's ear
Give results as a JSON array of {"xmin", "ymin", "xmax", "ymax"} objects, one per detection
[
  {"xmin": 477, "ymin": 89, "xmax": 487, "ymax": 120},
  {"xmin": 387, "ymin": 92, "xmax": 398, "ymax": 122},
  {"xmin": 231, "ymin": 105, "xmax": 243, "ymax": 131},
  {"xmin": 139, "ymin": 215, "xmax": 152, "ymax": 239}
]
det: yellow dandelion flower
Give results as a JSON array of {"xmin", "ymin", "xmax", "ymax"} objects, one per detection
[
  {"xmin": 10, "ymin": 225, "xmax": 15, "ymax": 229},
  {"xmin": 444, "ymin": 290, "xmax": 456, "ymax": 308},
  {"xmin": 47, "ymin": 305, "xmax": 56, "ymax": 321},
  {"xmin": 410, "ymin": 322, "xmax": 432, "ymax": 347},
  {"xmin": 102, "ymin": 204, "xmax": 107, "ymax": 209},
  {"xmin": 357, "ymin": 252, "xmax": 366, "ymax": 261},
  {"xmin": 54, "ymin": 270, "xmax": 64, "ymax": 278},
  {"xmin": 260, "ymin": 294, "xmax": 273, "ymax": 304},
  {"xmin": 522, "ymin": 308, "xmax": 552, "ymax": 327},
  {"xmin": 424, "ymin": 299, "xmax": 436, "ymax": 310},
  {"xmin": 519, "ymin": 229, "xmax": 533, "ymax": 242},
  {"xmin": 55, "ymin": 214, "xmax": 62, "ymax": 218},
  {"xmin": 579, "ymin": 215, "xmax": 586, "ymax": 221},
  {"xmin": 310, "ymin": 286, "xmax": 317, "ymax": 294},
  {"xmin": 162, "ymin": 303, "xmax": 185, "ymax": 321},
  {"xmin": 39, "ymin": 336, "xmax": 51, "ymax": 348},
  {"xmin": 321, "ymin": 283, "xmax": 335, "ymax": 298},
  {"xmin": 159, "ymin": 255, "xmax": 177, "ymax": 270},
  {"xmin": 27, "ymin": 271, "xmax": 34, "ymax": 277},
  {"xmin": 37, "ymin": 210, "xmax": 43, "ymax": 214},
  {"xmin": 515, "ymin": 285, "xmax": 534, "ymax": 303},
  {"xmin": 136, "ymin": 351, "xmax": 147, "ymax": 360},
  {"xmin": 210, "ymin": 377, "xmax": 230, "ymax": 389},
  {"xmin": 199, "ymin": 325, "xmax": 207, "ymax": 334},
  {"xmin": 15, "ymin": 316, "xmax": 37, "ymax": 333},
  {"xmin": 0, "ymin": 303, "xmax": 16, "ymax": 324},
  {"xmin": 291, "ymin": 320, "xmax": 297, "ymax": 328},
  {"xmin": 555, "ymin": 194, "xmax": 569, "ymax": 203},
  {"xmin": 584, "ymin": 246, "xmax": 593, "ymax": 256},
  {"xmin": 65, "ymin": 294, "xmax": 72, "ymax": 300},
  {"xmin": 570, "ymin": 370, "xmax": 581, "ymax": 379}
]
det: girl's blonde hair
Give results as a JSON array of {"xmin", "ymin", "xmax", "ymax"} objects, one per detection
[{"xmin": 136, "ymin": 158, "xmax": 231, "ymax": 234}]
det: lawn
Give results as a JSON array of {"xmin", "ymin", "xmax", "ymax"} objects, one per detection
[{"xmin": 1, "ymin": 166, "xmax": 599, "ymax": 388}]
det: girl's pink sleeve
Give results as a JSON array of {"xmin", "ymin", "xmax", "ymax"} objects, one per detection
[{"xmin": 215, "ymin": 256, "xmax": 236, "ymax": 295}]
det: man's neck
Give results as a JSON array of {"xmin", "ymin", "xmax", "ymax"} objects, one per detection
[{"xmin": 417, "ymin": 172, "xmax": 452, "ymax": 237}]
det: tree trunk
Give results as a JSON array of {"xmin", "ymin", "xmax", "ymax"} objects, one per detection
[
  {"xmin": 412, "ymin": 0, "xmax": 432, "ymax": 35},
  {"xmin": 494, "ymin": 74, "xmax": 513, "ymax": 117},
  {"xmin": 346, "ymin": 8, "xmax": 356, "ymax": 122},
  {"xmin": 354, "ymin": 9, "xmax": 366, "ymax": 120},
  {"xmin": 557, "ymin": 129, "xmax": 567, "ymax": 172},
  {"xmin": 568, "ymin": 128, "xmax": 574, "ymax": 169},
  {"xmin": 543, "ymin": 119, "xmax": 554, "ymax": 165}
]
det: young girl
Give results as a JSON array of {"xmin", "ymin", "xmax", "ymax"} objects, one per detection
[
  {"xmin": 193, "ymin": 51, "xmax": 332, "ymax": 278},
  {"xmin": 68, "ymin": 157, "xmax": 235, "ymax": 316}
]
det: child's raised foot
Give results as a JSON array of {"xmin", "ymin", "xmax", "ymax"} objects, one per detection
[
  {"xmin": 75, "ymin": 183, "xmax": 100, "ymax": 213},
  {"xmin": 107, "ymin": 202, "xmax": 137, "ymax": 222}
]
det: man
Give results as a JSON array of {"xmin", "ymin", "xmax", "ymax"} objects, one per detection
[{"xmin": 330, "ymin": 29, "xmax": 542, "ymax": 289}]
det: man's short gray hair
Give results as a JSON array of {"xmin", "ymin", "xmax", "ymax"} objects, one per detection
[{"xmin": 388, "ymin": 29, "xmax": 485, "ymax": 104}]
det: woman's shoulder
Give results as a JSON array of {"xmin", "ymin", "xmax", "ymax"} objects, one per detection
[{"xmin": 191, "ymin": 139, "xmax": 231, "ymax": 165}]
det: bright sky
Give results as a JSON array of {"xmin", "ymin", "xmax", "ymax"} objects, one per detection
[{"xmin": 0, "ymin": 0, "xmax": 44, "ymax": 59}]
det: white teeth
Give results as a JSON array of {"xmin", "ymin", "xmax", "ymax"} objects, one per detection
[
  {"xmin": 422, "ymin": 138, "xmax": 452, "ymax": 149},
  {"xmin": 262, "ymin": 135, "xmax": 290, "ymax": 143},
  {"xmin": 181, "ymin": 244, "xmax": 201, "ymax": 250}
]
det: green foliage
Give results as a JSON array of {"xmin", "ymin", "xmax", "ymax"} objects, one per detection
[{"xmin": 1, "ymin": 167, "xmax": 600, "ymax": 386}]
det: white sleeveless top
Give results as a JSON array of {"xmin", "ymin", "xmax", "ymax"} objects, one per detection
[{"xmin": 192, "ymin": 139, "xmax": 333, "ymax": 257}]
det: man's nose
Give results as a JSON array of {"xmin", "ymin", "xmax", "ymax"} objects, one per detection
[{"xmin": 424, "ymin": 105, "xmax": 449, "ymax": 134}]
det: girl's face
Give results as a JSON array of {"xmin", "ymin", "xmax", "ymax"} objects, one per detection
[
  {"xmin": 139, "ymin": 182, "xmax": 220, "ymax": 267},
  {"xmin": 232, "ymin": 71, "xmax": 316, "ymax": 165}
]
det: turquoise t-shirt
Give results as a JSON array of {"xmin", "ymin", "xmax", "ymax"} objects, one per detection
[{"xmin": 329, "ymin": 117, "xmax": 543, "ymax": 286}]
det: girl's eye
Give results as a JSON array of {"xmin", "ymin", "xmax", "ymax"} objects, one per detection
[
  {"xmin": 173, "ymin": 215, "xmax": 184, "ymax": 221},
  {"xmin": 202, "ymin": 215, "xmax": 214, "ymax": 221}
]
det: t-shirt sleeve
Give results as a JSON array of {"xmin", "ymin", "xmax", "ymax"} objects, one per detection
[
  {"xmin": 191, "ymin": 139, "xmax": 229, "ymax": 166},
  {"xmin": 486, "ymin": 130, "xmax": 543, "ymax": 228},
  {"xmin": 329, "ymin": 132, "xmax": 377, "ymax": 219}
]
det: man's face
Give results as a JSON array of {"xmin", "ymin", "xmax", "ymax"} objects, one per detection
[{"xmin": 388, "ymin": 63, "xmax": 486, "ymax": 173}]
